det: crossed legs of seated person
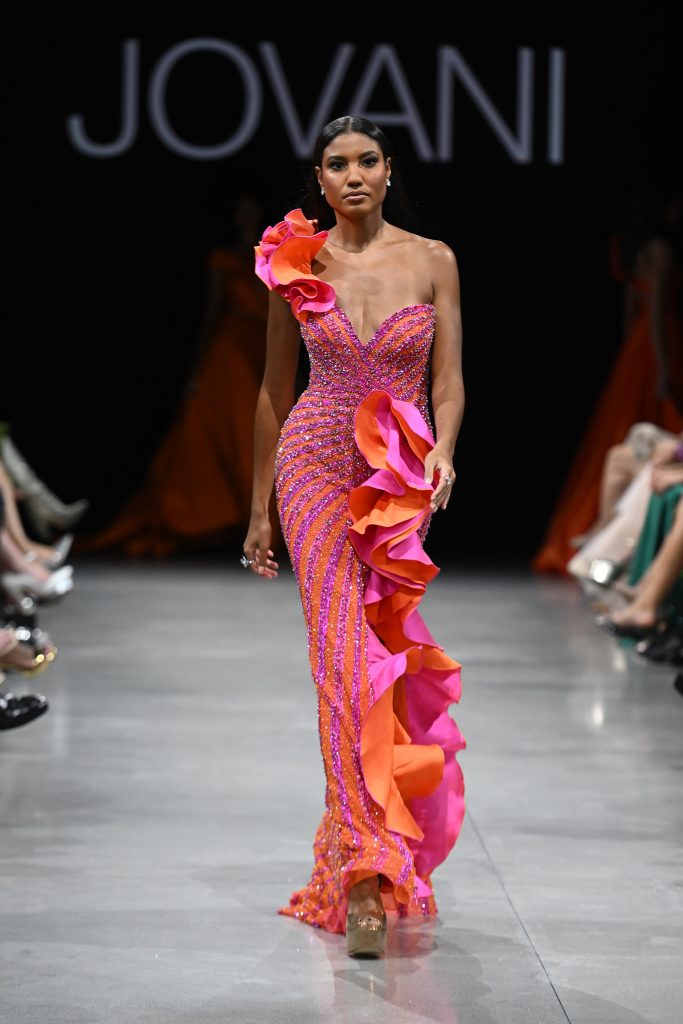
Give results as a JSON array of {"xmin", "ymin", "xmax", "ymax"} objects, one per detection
[
  {"xmin": 0, "ymin": 460, "xmax": 71, "ymax": 566},
  {"xmin": 1, "ymin": 528, "xmax": 74, "ymax": 602},
  {"xmin": 570, "ymin": 441, "xmax": 643, "ymax": 549},
  {"xmin": 596, "ymin": 497, "xmax": 683, "ymax": 638}
]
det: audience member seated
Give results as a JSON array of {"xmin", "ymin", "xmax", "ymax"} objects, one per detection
[{"xmin": 569, "ymin": 427, "xmax": 683, "ymax": 586}]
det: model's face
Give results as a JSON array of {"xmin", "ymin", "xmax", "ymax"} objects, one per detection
[{"xmin": 316, "ymin": 132, "xmax": 390, "ymax": 214}]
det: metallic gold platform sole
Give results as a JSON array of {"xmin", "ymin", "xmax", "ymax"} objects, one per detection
[{"xmin": 346, "ymin": 913, "xmax": 387, "ymax": 957}]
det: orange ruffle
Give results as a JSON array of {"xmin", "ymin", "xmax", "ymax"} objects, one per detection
[{"xmin": 348, "ymin": 389, "xmax": 466, "ymax": 881}]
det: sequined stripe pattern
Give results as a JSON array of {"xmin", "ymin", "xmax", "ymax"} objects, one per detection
[
  {"xmin": 330, "ymin": 538, "xmax": 359, "ymax": 841},
  {"xmin": 277, "ymin": 443, "xmax": 409, "ymax": 928}
]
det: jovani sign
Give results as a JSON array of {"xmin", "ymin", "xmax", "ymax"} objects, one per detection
[{"xmin": 67, "ymin": 40, "xmax": 566, "ymax": 164}]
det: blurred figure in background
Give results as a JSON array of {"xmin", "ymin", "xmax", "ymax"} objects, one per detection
[
  {"xmin": 567, "ymin": 428, "xmax": 682, "ymax": 586},
  {"xmin": 85, "ymin": 188, "xmax": 284, "ymax": 557},
  {"xmin": 595, "ymin": 464, "xmax": 683, "ymax": 665},
  {"xmin": 534, "ymin": 177, "xmax": 683, "ymax": 574}
]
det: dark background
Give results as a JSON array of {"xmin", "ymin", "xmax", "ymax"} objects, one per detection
[{"xmin": 5, "ymin": 35, "xmax": 682, "ymax": 564}]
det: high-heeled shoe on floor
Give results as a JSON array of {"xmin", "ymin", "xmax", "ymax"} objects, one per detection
[
  {"xmin": 0, "ymin": 566, "xmax": 73, "ymax": 605},
  {"xmin": 23, "ymin": 534, "xmax": 74, "ymax": 570},
  {"xmin": 0, "ymin": 691, "xmax": 49, "ymax": 729},
  {"xmin": 635, "ymin": 618, "xmax": 683, "ymax": 665},
  {"xmin": 346, "ymin": 879, "xmax": 387, "ymax": 958},
  {"xmin": 595, "ymin": 612, "xmax": 666, "ymax": 640},
  {"xmin": 44, "ymin": 533, "xmax": 74, "ymax": 568}
]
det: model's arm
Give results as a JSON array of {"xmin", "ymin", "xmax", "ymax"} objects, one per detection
[
  {"xmin": 425, "ymin": 240, "xmax": 465, "ymax": 512},
  {"xmin": 243, "ymin": 289, "xmax": 301, "ymax": 577}
]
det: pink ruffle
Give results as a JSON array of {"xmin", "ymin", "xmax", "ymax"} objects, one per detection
[
  {"xmin": 254, "ymin": 208, "xmax": 336, "ymax": 323},
  {"xmin": 348, "ymin": 389, "xmax": 466, "ymax": 885}
]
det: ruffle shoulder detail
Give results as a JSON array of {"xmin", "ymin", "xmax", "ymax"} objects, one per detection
[{"xmin": 254, "ymin": 208, "xmax": 336, "ymax": 324}]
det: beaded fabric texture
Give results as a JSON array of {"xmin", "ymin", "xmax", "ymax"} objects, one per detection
[{"xmin": 258, "ymin": 211, "xmax": 466, "ymax": 935}]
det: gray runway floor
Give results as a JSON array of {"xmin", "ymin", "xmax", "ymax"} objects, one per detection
[{"xmin": 1, "ymin": 560, "xmax": 681, "ymax": 1024}]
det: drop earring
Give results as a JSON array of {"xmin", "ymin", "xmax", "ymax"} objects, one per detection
[
  {"xmin": 320, "ymin": 187, "xmax": 325, "ymax": 195},
  {"xmin": 386, "ymin": 178, "xmax": 391, "ymax": 187}
]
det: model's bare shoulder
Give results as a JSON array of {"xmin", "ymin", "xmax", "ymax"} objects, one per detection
[
  {"xmin": 421, "ymin": 236, "xmax": 458, "ymax": 267},
  {"xmin": 401, "ymin": 232, "xmax": 458, "ymax": 272},
  {"xmin": 416, "ymin": 238, "xmax": 460, "ymax": 303},
  {"xmin": 393, "ymin": 230, "xmax": 456, "ymax": 264}
]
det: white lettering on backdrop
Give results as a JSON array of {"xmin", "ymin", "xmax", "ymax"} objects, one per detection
[{"xmin": 66, "ymin": 40, "xmax": 566, "ymax": 164}]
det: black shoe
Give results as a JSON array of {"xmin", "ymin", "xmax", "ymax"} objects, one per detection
[
  {"xmin": 635, "ymin": 620, "xmax": 683, "ymax": 665},
  {"xmin": 0, "ymin": 692, "xmax": 49, "ymax": 730},
  {"xmin": 595, "ymin": 613, "xmax": 661, "ymax": 640}
]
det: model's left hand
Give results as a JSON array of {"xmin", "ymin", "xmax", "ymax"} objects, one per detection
[{"xmin": 424, "ymin": 446, "xmax": 456, "ymax": 511}]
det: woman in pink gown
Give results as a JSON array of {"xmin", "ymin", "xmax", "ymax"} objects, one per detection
[{"xmin": 242, "ymin": 115, "xmax": 467, "ymax": 957}]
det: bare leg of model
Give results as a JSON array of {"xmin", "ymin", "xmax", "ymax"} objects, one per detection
[
  {"xmin": 607, "ymin": 499, "xmax": 683, "ymax": 628},
  {"xmin": 571, "ymin": 444, "xmax": 641, "ymax": 547}
]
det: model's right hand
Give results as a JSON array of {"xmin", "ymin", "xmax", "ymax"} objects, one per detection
[{"xmin": 243, "ymin": 514, "xmax": 279, "ymax": 578}]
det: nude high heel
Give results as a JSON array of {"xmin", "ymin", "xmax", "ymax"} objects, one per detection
[
  {"xmin": 346, "ymin": 877, "xmax": 387, "ymax": 957},
  {"xmin": 45, "ymin": 533, "xmax": 74, "ymax": 568},
  {"xmin": 0, "ymin": 566, "xmax": 74, "ymax": 605},
  {"xmin": 23, "ymin": 534, "xmax": 75, "ymax": 570}
]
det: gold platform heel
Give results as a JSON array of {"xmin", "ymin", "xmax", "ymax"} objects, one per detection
[
  {"xmin": 346, "ymin": 877, "xmax": 387, "ymax": 958},
  {"xmin": 346, "ymin": 910, "xmax": 387, "ymax": 957}
]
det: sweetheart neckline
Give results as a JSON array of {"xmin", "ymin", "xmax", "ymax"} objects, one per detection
[{"xmin": 330, "ymin": 302, "xmax": 436, "ymax": 349}]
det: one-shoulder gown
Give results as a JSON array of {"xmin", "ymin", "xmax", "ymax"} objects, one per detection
[{"xmin": 274, "ymin": 300, "xmax": 466, "ymax": 934}]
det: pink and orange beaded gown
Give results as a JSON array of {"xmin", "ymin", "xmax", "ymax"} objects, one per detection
[{"xmin": 256, "ymin": 210, "xmax": 466, "ymax": 935}]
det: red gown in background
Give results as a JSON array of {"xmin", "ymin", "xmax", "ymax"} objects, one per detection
[
  {"xmin": 533, "ymin": 240, "xmax": 683, "ymax": 575},
  {"xmin": 85, "ymin": 247, "xmax": 282, "ymax": 557}
]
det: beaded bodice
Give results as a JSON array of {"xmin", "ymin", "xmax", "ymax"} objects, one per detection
[
  {"xmin": 300, "ymin": 302, "xmax": 436, "ymax": 417},
  {"xmin": 276, "ymin": 301, "xmax": 437, "ymax": 492}
]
